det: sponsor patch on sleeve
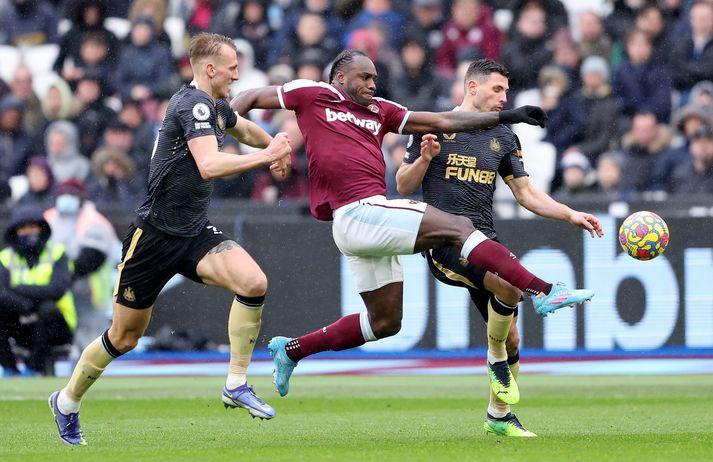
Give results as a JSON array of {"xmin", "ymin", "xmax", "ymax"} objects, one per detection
[{"xmin": 194, "ymin": 122, "xmax": 211, "ymax": 129}]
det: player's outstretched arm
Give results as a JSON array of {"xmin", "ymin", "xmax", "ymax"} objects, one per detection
[
  {"xmin": 230, "ymin": 86, "xmax": 282, "ymax": 115},
  {"xmin": 404, "ymin": 105, "xmax": 547, "ymax": 134},
  {"xmin": 227, "ymin": 114, "xmax": 273, "ymax": 148},
  {"xmin": 506, "ymin": 176, "xmax": 604, "ymax": 237},
  {"xmin": 187, "ymin": 133, "xmax": 291, "ymax": 180},
  {"xmin": 396, "ymin": 134, "xmax": 440, "ymax": 196}
]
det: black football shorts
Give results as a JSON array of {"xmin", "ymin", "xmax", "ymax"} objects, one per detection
[
  {"xmin": 113, "ymin": 219, "xmax": 232, "ymax": 308},
  {"xmin": 424, "ymin": 246, "xmax": 519, "ymax": 321}
]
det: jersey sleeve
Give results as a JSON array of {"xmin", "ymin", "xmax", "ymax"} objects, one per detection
[
  {"xmin": 279, "ymin": 79, "xmax": 326, "ymax": 111},
  {"xmin": 498, "ymin": 132, "xmax": 528, "ymax": 181},
  {"xmin": 403, "ymin": 133, "xmax": 424, "ymax": 164},
  {"xmin": 375, "ymin": 97, "xmax": 411, "ymax": 134},
  {"xmin": 177, "ymin": 92, "xmax": 217, "ymax": 141}
]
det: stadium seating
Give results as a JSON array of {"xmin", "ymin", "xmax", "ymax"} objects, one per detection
[
  {"xmin": 164, "ymin": 16, "xmax": 186, "ymax": 57},
  {"xmin": 0, "ymin": 45, "xmax": 21, "ymax": 84},
  {"xmin": 104, "ymin": 17, "xmax": 132, "ymax": 40}
]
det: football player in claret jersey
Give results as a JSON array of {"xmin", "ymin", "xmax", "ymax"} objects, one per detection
[
  {"xmin": 398, "ymin": 59, "xmax": 604, "ymax": 437},
  {"xmin": 232, "ymin": 49, "xmax": 595, "ymax": 400},
  {"xmin": 49, "ymin": 33, "xmax": 292, "ymax": 446}
]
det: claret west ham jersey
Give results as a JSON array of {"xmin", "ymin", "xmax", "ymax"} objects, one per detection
[
  {"xmin": 278, "ymin": 79, "xmax": 411, "ymax": 220},
  {"xmin": 136, "ymin": 83, "xmax": 238, "ymax": 236},
  {"xmin": 404, "ymin": 121, "xmax": 528, "ymax": 239}
]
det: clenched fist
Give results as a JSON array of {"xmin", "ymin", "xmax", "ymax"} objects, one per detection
[{"xmin": 265, "ymin": 132, "xmax": 291, "ymax": 163}]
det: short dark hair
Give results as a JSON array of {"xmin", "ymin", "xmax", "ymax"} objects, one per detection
[
  {"xmin": 328, "ymin": 50, "xmax": 368, "ymax": 83},
  {"xmin": 464, "ymin": 59, "xmax": 510, "ymax": 84}
]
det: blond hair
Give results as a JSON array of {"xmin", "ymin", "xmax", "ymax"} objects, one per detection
[{"xmin": 188, "ymin": 33, "xmax": 237, "ymax": 67}]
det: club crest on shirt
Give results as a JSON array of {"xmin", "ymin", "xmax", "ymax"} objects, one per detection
[
  {"xmin": 217, "ymin": 115, "xmax": 225, "ymax": 130},
  {"xmin": 490, "ymin": 138, "xmax": 500, "ymax": 152},
  {"xmin": 443, "ymin": 133, "xmax": 456, "ymax": 141},
  {"xmin": 367, "ymin": 103, "xmax": 379, "ymax": 113},
  {"xmin": 193, "ymin": 103, "xmax": 210, "ymax": 121}
]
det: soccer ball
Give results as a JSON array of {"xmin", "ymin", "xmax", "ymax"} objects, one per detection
[{"xmin": 618, "ymin": 211, "xmax": 670, "ymax": 260}]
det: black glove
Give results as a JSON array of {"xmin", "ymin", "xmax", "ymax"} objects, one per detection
[{"xmin": 499, "ymin": 105, "xmax": 548, "ymax": 128}]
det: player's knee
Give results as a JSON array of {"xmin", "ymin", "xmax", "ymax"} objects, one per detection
[
  {"xmin": 238, "ymin": 271, "xmax": 268, "ymax": 297},
  {"xmin": 451, "ymin": 215, "xmax": 475, "ymax": 244},
  {"xmin": 371, "ymin": 317, "xmax": 401, "ymax": 339},
  {"xmin": 500, "ymin": 286, "xmax": 522, "ymax": 307},
  {"xmin": 108, "ymin": 329, "xmax": 142, "ymax": 354}
]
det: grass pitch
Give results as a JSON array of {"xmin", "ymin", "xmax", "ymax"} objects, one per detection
[{"xmin": 1, "ymin": 374, "xmax": 712, "ymax": 461}]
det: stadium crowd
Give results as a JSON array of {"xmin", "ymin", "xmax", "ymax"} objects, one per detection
[{"xmin": 0, "ymin": 0, "xmax": 712, "ymax": 212}]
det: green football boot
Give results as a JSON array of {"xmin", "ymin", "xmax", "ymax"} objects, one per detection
[
  {"xmin": 487, "ymin": 360, "xmax": 520, "ymax": 405},
  {"xmin": 484, "ymin": 413, "xmax": 537, "ymax": 437}
]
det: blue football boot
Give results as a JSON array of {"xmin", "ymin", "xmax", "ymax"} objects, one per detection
[
  {"xmin": 267, "ymin": 336, "xmax": 297, "ymax": 397},
  {"xmin": 222, "ymin": 384, "xmax": 276, "ymax": 419},
  {"xmin": 48, "ymin": 391, "xmax": 88, "ymax": 446},
  {"xmin": 531, "ymin": 282, "xmax": 594, "ymax": 317}
]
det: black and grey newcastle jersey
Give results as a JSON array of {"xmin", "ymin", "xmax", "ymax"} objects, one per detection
[
  {"xmin": 404, "ymin": 123, "xmax": 528, "ymax": 239},
  {"xmin": 136, "ymin": 83, "xmax": 238, "ymax": 236}
]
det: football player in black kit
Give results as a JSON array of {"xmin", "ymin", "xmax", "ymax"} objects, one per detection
[
  {"xmin": 397, "ymin": 59, "xmax": 603, "ymax": 437},
  {"xmin": 49, "ymin": 33, "xmax": 292, "ymax": 446}
]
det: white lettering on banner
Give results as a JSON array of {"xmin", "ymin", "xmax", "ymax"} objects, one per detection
[
  {"xmin": 435, "ymin": 282, "xmax": 469, "ymax": 350},
  {"xmin": 325, "ymin": 108, "xmax": 382, "ymax": 135},
  {"xmin": 684, "ymin": 248, "xmax": 713, "ymax": 347},
  {"xmin": 585, "ymin": 217, "xmax": 678, "ymax": 350},
  {"xmin": 519, "ymin": 249, "xmax": 576, "ymax": 350}
]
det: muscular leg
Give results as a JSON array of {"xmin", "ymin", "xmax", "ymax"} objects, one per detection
[
  {"xmin": 283, "ymin": 282, "xmax": 403, "ymax": 362},
  {"xmin": 415, "ymin": 206, "xmax": 551, "ymax": 296},
  {"xmin": 197, "ymin": 240, "xmax": 267, "ymax": 389},
  {"xmin": 59, "ymin": 301, "xmax": 152, "ymax": 413}
]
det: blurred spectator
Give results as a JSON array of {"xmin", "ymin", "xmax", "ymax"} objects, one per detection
[
  {"xmin": 267, "ymin": 0, "xmax": 346, "ymax": 68},
  {"xmin": 0, "ymin": 95, "xmax": 31, "ymax": 181},
  {"xmin": 59, "ymin": 31, "xmax": 113, "ymax": 91},
  {"xmin": 0, "ymin": 0, "xmax": 59, "ymax": 46},
  {"xmin": 73, "ymin": 70, "xmax": 116, "ymax": 157},
  {"xmin": 16, "ymin": 156, "xmax": 55, "ymax": 210},
  {"xmin": 550, "ymin": 29, "xmax": 582, "ymax": 89},
  {"xmin": 44, "ymin": 179, "xmax": 120, "ymax": 350},
  {"xmin": 346, "ymin": 28, "xmax": 392, "ymax": 99},
  {"xmin": 654, "ymin": 104, "xmax": 713, "ymax": 191},
  {"xmin": 538, "ymin": 66, "xmax": 585, "ymax": 164},
  {"xmin": 435, "ymin": 0, "xmax": 501, "ymax": 78},
  {"xmin": 405, "ymin": 0, "xmax": 445, "ymax": 51},
  {"xmin": 388, "ymin": 31, "xmax": 441, "ymax": 112},
  {"xmin": 185, "ymin": 0, "xmax": 219, "ymax": 34},
  {"xmin": 9, "ymin": 65, "xmax": 43, "ymax": 134},
  {"xmin": 214, "ymin": 0, "xmax": 273, "ymax": 68},
  {"xmin": 593, "ymin": 150, "xmax": 631, "ymax": 198},
  {"xmin": 577, "ymin": 10, "xmax": 613, "ymax": 60},
  {"xmin": 605, "ymin": 0, "xmax": 644, "ymax": 48},
  {"xmin": 567, "ymin": 55, "xmax": 619, "ymax": 165},
  {"xmin": 500, "ymin": 1, "xmax": 552, "ymax": 93},
  {"xmin": 45, "ymin": 120, "xmax": 90, "ymax": 183},
  {"xmin": 508, "ymin": 0, "xmax": 570, "ymax": 41},
  {"xmin": 345, "ymin": 0, "xmax": 407, "ymax": 51},
  {"xmin": 212, "ymin": 138, "xmax": 256, "ymax": 200},
  {"xmin": 114, "ymin": 16, "xmax": 175, "ymax": 101},
  {"xmin": 612, "ymin": 28, "xmax": 672, "ymax": 124},
  {"xmin": 0, "ymin": 206, "xmax": 75, "ymax": 376},
  {"xmin": 52, "ymin": 0, "xmax": 119, "ymax": 78},
  {"xmin": 131, "ymin": 94, "xmax": 168, "ymax": 185},
  {"xmin": 634, "ymin": 3, "xmax": 674, "ymax": 64},
  {"xmin": 670, "ymin": 1, "xmax": 713, "ymax": 102},
  {"xmin": 252, "ymin": 113, "xmax": 309, "ymax": 204},
  {"xmin": 229, "ymin": 39, "xmax": 269, "ymax": 99},
  {"xmin": 669, "ymin": 125, "xmax": 713, "ymax": 194},
  {"xmin": 40, "ymin": 78, "xmax": 78, "ymax": 124},
  {"xmin": 384, "ymin": 133, "xmax": 412, "ymax": 199},
  {"xmin": 554, "ymin": 150, "xmax": 597, "ymax": 196},
  {"xmin": 269, "ymin": 11, "xmax": 338, "ymax": 71},
  {"xmin": 294, "ymin": 52, "xmax": 327, "ymax": 82},
  {"xmin": 86, "ymin": 146, "xmax": 142, "ymax": 209},
  {"xmin": 690, "ymin": 80, "xmax": 713, "ymax": 115},
  {"xmin": 126, "ymin": 0, "xmax": 172, "ymax": 48},
  {"xmin": 101, "ymin": 120, "xmax": 135, "ymax": 155},
  {"xmin": 619, "ymin": 111, "xmax": 673, "ymax": 192}
]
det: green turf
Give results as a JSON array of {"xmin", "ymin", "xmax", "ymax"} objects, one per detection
[{"xmin": 2, "ymin": 374, "xmax": 712, "ymax": 461}]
